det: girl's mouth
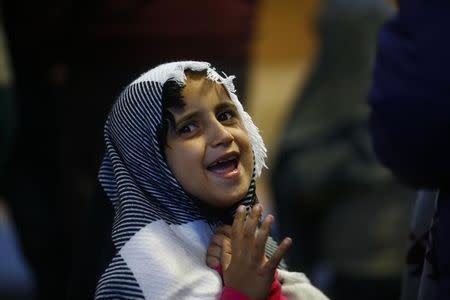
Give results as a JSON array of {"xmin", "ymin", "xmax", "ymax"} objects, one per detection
[{"xmin": 207, "ymin": 155, "xmax": 239, "ymax": 177}]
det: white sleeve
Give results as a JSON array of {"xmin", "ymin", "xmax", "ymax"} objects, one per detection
[{"xmin": 277, "ymin": 270, "xmax": 330, "ymax": 300}]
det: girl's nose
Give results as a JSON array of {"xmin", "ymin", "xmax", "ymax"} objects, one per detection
[{"xmin": 209, "ymin": 120, "xmax": 233, "ymax": 147}]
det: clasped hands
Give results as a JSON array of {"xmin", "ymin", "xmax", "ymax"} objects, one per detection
[{"xmin": 206, "ymin": 204, "xmax": 292, "ymax": 300}]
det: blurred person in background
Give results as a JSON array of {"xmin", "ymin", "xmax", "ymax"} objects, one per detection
[
  {"xmin": 2, "ymin": 1, "xmax": 70, "ymax": 299},
  {"xmin": 0, "ymin": 8, "xmax": 34, "ymax": 299},
  {"xmin": 368, "ymin": 0, "xmax": 450, "ymax": 299},
  {"xmin": 271, "ymin": 0, "xmax": 414, "ymax": 299}
]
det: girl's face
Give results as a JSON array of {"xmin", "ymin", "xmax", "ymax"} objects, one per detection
[{"xmin": 165, "ymin": 73, "xmax": 254, "ymax": 208}]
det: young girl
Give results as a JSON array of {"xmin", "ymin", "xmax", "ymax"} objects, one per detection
[{"xmin": 95, "ymin": 61, "xmax": 328, "ymax": 299}]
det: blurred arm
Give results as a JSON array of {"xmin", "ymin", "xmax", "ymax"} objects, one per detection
[{"xmin": 369, "ymin": 0, "xmax": 450, "ymax": 188}]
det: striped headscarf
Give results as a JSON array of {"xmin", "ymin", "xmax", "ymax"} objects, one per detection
[{"xmin": 95, "ymin": 61, "xmax": 275, "ymax": 299}]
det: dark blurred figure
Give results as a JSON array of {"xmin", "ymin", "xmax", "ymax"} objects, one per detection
[
  {"xmin": 400, "ymin": 190, "xmax": 438, "ymax": 300},
  {"xmin": 368, "ymin": 0, "xmax": 450, "ymax": 299},
  {"xmin": 0, "ymin": 7, "xmax": 35, "ymax": 299},
  {"xmin": 0, "ymin": 7, "xmax": 14, "ymax": 180},
  {"xmin": 2, "ymin": 1, "xmax": 259, "ymax": 299},
  {"xmin": 272, "ymin": 0, "xmax": 414, "ymax": 299},
  {"xmin": 2, "ymin": 1, "xmax": 69, "ymax": 299}
]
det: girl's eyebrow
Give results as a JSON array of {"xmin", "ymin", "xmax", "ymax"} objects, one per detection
[
  {"xmin": 172, "ymin": 110, "xmax": 201, "ymax": 128},
  {"xmin": 215, "ymin": 101, "xmax": 237, "ymax": 113}
]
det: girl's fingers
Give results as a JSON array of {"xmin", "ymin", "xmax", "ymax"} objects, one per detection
[
  {"xmin": 207, "ymin": 231, "xmax": 233, "ymax": 270},
  {"xmin": 210, "ymin": 232, "xmax": 228, "ymax": 247},
  {"xmin": 243, "ymin": 204, "xmax": 262, "ymax": 251},
  {"xmin": 215, "ymin": 225, "xmax": 232, "ymax": 238},
  {"xmin": 206, "ymin": 255, "xmax": 220, "ymax": 269},
  {"xmin": 254, "ymin": 214, "xmax": 273, "ymax": 262},
  {"xmin": 221, "ymin": 235, "xmax": 233, "ymax": 270},
  {"xmin": 231, "ymin": 205, "xmax": 246, "ymax": 255},
  {"xmin": 206, "ymin": 242, "xmax": 222, "ymax": 269},
  {"xmin": 207, "ymin": 243, "xmax": 222, "ymax": 259},
  {"xmin": 265, "ymin": 237, "xmax": 292, "ymax": 272}
]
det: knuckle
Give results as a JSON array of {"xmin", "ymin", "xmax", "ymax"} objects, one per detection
[
  {"xmin": 243, "ymin": 229, "xmax": 253, "ymax": 238},
  {"xmin": 213, "ymin": 234, "xmax": 223, "ymax": 244}
]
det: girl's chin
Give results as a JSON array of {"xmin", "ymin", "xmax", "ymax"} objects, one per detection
[
  {"xmin": 194, "ymin": 181, "xmax": 251, "ymax": 208},
  {"xmin": 216, "ymin": 191, "xmax": 248, "ymax": 207}
]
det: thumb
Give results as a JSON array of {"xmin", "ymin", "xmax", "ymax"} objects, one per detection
[{"xmin": 221, "ymin": 237, "xmax": 232, "ymax": 270}]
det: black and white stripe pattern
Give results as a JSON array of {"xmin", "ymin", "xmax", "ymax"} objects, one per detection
[
  {"xmin": 95, "ymin": 61, "xmax": 279, "ymax": 299},
  {"xmin": 96, "ymin": 256, "xmax": 145, "ymax": 300}
]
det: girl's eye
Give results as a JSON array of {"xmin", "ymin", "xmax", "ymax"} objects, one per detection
[
  {"xmin": 177, "ymin": 123, "xmax": 197, "ymax": 135},
  {"xmin": 217, "ymin": 110, "xmax": 235, "ymax": 122}
]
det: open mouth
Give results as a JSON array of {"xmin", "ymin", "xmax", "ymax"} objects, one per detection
[{"xmin": 207, "ymin": 155, "xmax": 239, "ymax": 174}]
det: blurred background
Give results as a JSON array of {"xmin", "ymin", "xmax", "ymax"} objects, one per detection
[{"xmin": 0, "ymin": 0, "xmax": 414, "ymax": 299}]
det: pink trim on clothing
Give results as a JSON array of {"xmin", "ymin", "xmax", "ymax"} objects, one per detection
[{"xmin": 215, "ymin": 265, "xmax": 287, "ymax": 300}]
